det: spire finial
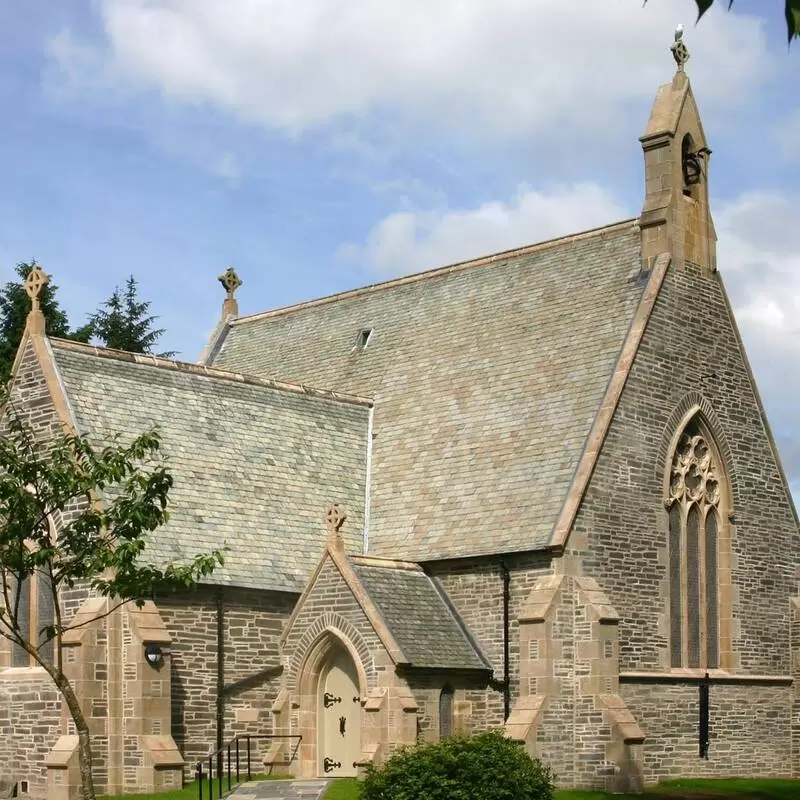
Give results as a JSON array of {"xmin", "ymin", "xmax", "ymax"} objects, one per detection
[
  {"xmin": 218, "ymin": 267, "xmax": 242, "ymax": 318},
  {"xmin": 24, "ymin": 263, "xmax": 49, "ymax": 335},
  {"xmin": 325, "ymin": 504, "xmax": 347, "ymax": 552},
  {"xmin": 671, "ymin": 24, "xmax": 690, "ymax": 71}
]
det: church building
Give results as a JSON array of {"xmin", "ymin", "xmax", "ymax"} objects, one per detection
[{"xmin": 1, "ymin": 37, "xmax": 798, "ymax": 798}]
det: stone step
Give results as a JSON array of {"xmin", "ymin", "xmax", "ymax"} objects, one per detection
[{"xmin": 226, "ymin": 778, "xmax": 329, "ymax": 800}]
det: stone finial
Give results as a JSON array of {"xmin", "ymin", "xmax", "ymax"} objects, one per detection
[
  {"xmin": 24, "ymin": 264, "xmax": 49, "ymax": 335},
  {"xmin": 671, "ymin": 24, "xmax": 690, "ymax": 71},
  {"xmin": 218, "ymin": 267, "xmax": 242, "ymax": 318},
  {"xmin": 325, "ymin": 504, "xmax": 347, "ymax": 552}
]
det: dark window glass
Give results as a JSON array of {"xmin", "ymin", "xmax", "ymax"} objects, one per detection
[
  {"xmin": 686, "ymin": 504, "xmax": 701, "ymax": 669},
  {"xmin": 11, "ymin": 577, "xmax": 31, "ymax": 667},
  {"xmin": 37, "ymin": 571, "xmax": 55, "ymax": 664},
  {"xmin": 669, "ymin": 504, "xmax": 683, "ymax": 668},
  {"xmin": 439, "ymin": 686, "xmax": 454, "ymax": 739},
  {"xmin": 705, "ymin": 510, "xmax": 719, "ymax": 669}
]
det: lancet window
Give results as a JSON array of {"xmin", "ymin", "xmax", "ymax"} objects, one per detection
[
  {"xmin": 667, "ymin": 418, "xmax": 724, "ymax": 670},
  {"xmin": 9, "ymin": 570, "xmax": 55, "ymax": 667},
  {"xmin": 439, "ymin": 685, "xmax": 454, "ymax": 739}
]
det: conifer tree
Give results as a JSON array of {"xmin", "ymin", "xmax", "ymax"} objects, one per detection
[
  {"xmin": 90, "ymin": 276, "xmax": 175, "ymax": 357},
  {"xmin": 0, "ymin": 262, "xmax": 92, "ymax": 384}
]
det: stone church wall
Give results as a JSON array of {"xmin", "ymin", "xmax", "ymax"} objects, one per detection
[
  {"xmin": 620, "ymin": 682, "xmax": 791, "ymax": 781},
  {"xmin": 157, "ymin": 585, "xmax": 295, "ymax": 774},
  {"xmin": 282, "ymin": 559, "xmax": 385, "ymax": 692},
  {"xmin": 573, "ymin": 258, "xmax": 799, "ymax": 778},
  {"xmin": 427, "ymin": 552, "xmax": 551, "ymax": 731},
  {"xmin": 0, "ymin": 671, "xmax": 62, "ymax": 798},
  {"xmin": 0, "ymin": 341, "xmax": 96, "ymax": 797},
  {"xmin": 405, "ymin": 671, "xmax": 487, "ymax": 744}
]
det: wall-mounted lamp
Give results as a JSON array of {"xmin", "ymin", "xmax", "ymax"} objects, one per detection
[{"xmin": 144, "ymin": 643, "xmax": 164, "ymax": 667}]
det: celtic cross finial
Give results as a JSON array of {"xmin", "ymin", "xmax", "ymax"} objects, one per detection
[
  {"xmin": 24, "ymin": 264, "xmax": 49, "ymax": 312},
  {"xmin": 325, "ymin": 504, "xmax": 347, "ymax": 535},
  {"xmin": 324, "ymin": 504, "xmax": 347, "ymax": 553},
  {"xmin": 671, "ymin": 24, "xmax": 690, "ymax": 71},
  {"xmin": 218, "ymin": 267, "xmax": 242, "ymax": 300}
]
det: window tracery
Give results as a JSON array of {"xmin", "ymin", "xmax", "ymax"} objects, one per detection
[{"xmin": 667, "ymin": 419, "xmax": 723, "ymax": 669}]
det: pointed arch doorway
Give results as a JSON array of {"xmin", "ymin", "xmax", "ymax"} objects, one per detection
[{"xmin": 318, "ymin": 645, "xmax": 362, "ymax": 777}]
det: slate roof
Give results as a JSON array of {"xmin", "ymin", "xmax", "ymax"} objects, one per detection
[
  {"xmin": 209, "ymin": 220, "xmax": 646, "ymax": 561},
  {"xmin": 351, "ymin": 560, "xmax": 489, "ymax": 671},
  {"xmin": 49, "ymin": 341, "xmax": 371, "ymax": 593}
]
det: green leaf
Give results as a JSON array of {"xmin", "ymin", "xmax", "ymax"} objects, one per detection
[{"xmin": 788, "ymin": 0, "xmax": 800, "ymax": 42}]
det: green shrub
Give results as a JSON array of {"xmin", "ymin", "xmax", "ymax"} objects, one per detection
[{"xmin": 360, "ymin": 729, "xmax": 555, "ymax": 800}]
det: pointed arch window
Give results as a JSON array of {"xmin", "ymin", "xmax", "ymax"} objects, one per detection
[
  {"xmin": 10, "ymin": 569, "xmax": 55, "ymax": 667},
  {"xmin": 6, "ymin": 509, "xmax": 58, "ymax": 668},
  {"xmin": 667, "ymin": 418, "xmax": 725, "ymax": 670}
]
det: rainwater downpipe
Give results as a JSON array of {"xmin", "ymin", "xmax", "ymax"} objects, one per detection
[
  {"xmin": 501, "ymin": 559, "xmax": 511, "ymax": 721},
  {"xmin": 216, "ymin": 589, "xmax": 225, "ymax": 771},
  {"xmin": 363, "ymin": 406, "xmax": 374, "ymax": 553}
]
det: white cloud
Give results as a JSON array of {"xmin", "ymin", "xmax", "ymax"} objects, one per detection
[
  {"xmin": 717, "ymin": 190, "xmax": 800, "ymax": 336},
  {"xmin": 49, "ymin": 0, "xmax": 773, "ymax": 140},
  {"xmin": 715, "ymin": 191, "xmax": 800, "ymax": 484},
  {"xmin": 339, "ymin": 182, "xmax": 628, "ymax": 274}
]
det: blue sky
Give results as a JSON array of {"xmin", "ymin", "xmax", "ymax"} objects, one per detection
[{"xmin": 1, "ymin": 0, "xmax": 799, "ymax": 495}]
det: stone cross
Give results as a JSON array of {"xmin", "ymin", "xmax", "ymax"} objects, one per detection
[
  {"xmin": 24, "ymin": 265, "xmax": 49, "ymax": 312},
  {"xmin": 218, "ymin": 267, "xmax": 242, "ymax": 317},
  {"xmin": 24, "ymin": 265, "xmax": 49, "ymax": 335},
  {"xmin": 671, "ymin": 26, "xmax": 690, "ymax": 71},
  {"xmin": 218, "ymin": 267, "xmax": 242, "ymax": 300},
  {"xmin": 325, "ymin": 504, "xmax": 347, "ymax": 534}
]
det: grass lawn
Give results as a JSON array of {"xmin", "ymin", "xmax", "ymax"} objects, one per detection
[
  {"xmin": 97, "ymin": 775, "xmax": 800, "ymax": 800},
  {"xmin": 98, "ymin": 774, "xmax": 286, "ymax": 800},
  {"xmin": 321, "ymin": 777, "xmax": 800, "ymax": 800},
  {"xmin": 652, "ymin": 778, "xmax": 800, "ymax": 799}
]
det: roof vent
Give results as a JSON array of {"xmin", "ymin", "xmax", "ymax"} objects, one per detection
[{"xmin": 353, "ymin": 328, "xmax": 373, "ymax": 352}]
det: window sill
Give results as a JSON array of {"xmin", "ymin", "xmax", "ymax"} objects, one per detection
[
  {"xmin": 0, "ymin": 666, "xmax": 50, "ymax": 680},
  {"xmin": 619, "ymin": 670, "xmax": 792, "ymax": 686}
]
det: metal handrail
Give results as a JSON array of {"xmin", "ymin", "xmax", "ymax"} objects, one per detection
[{"xmin": 194, "ymin": 733, "xmax": 302, "ymax": 800}]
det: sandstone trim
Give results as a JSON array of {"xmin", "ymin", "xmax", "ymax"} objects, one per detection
[
  {"xmin": 550, "ymin": 252, "xmax": 672, "ymax": 549},
  {"xmin": 619, "ymin": 671, "xmax": 793, "ymax": 685},
  {"xmin": 281, "ymin": 541, "xmax": 407, "ymax": 665},
  {"xmin": 656, "ymin": 391, "xmax": 738, "ymax": 504}
]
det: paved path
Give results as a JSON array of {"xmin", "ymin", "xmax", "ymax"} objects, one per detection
[{"xmin": 227, "ymin": 779, "xmax": 329, "ymax": 800}]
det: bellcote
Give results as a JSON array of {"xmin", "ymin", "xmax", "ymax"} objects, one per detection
[{"xmin": 639, "ymin": 29, "xmax": 716, "ymax": 271}]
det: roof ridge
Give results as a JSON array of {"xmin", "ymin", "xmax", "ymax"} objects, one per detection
[
  {"xmin": 350, "ymin": 555, "xmax": 423, "ymax": 571},
  {"xmin": 48, "ymin": 337, "xmax": 374, "ymax": 408},
  {"xmin": 232, "ymin": 218, "xmax": 639, "ymax": 325}
]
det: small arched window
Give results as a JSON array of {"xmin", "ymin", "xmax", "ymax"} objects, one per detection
[
  {"xmin": 439, "ymin": 685, "xmax": 454, "ymax": 740},
  {"xmin": 667, "ymin": 417, "xmax": 726, "ymax": 669}
]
